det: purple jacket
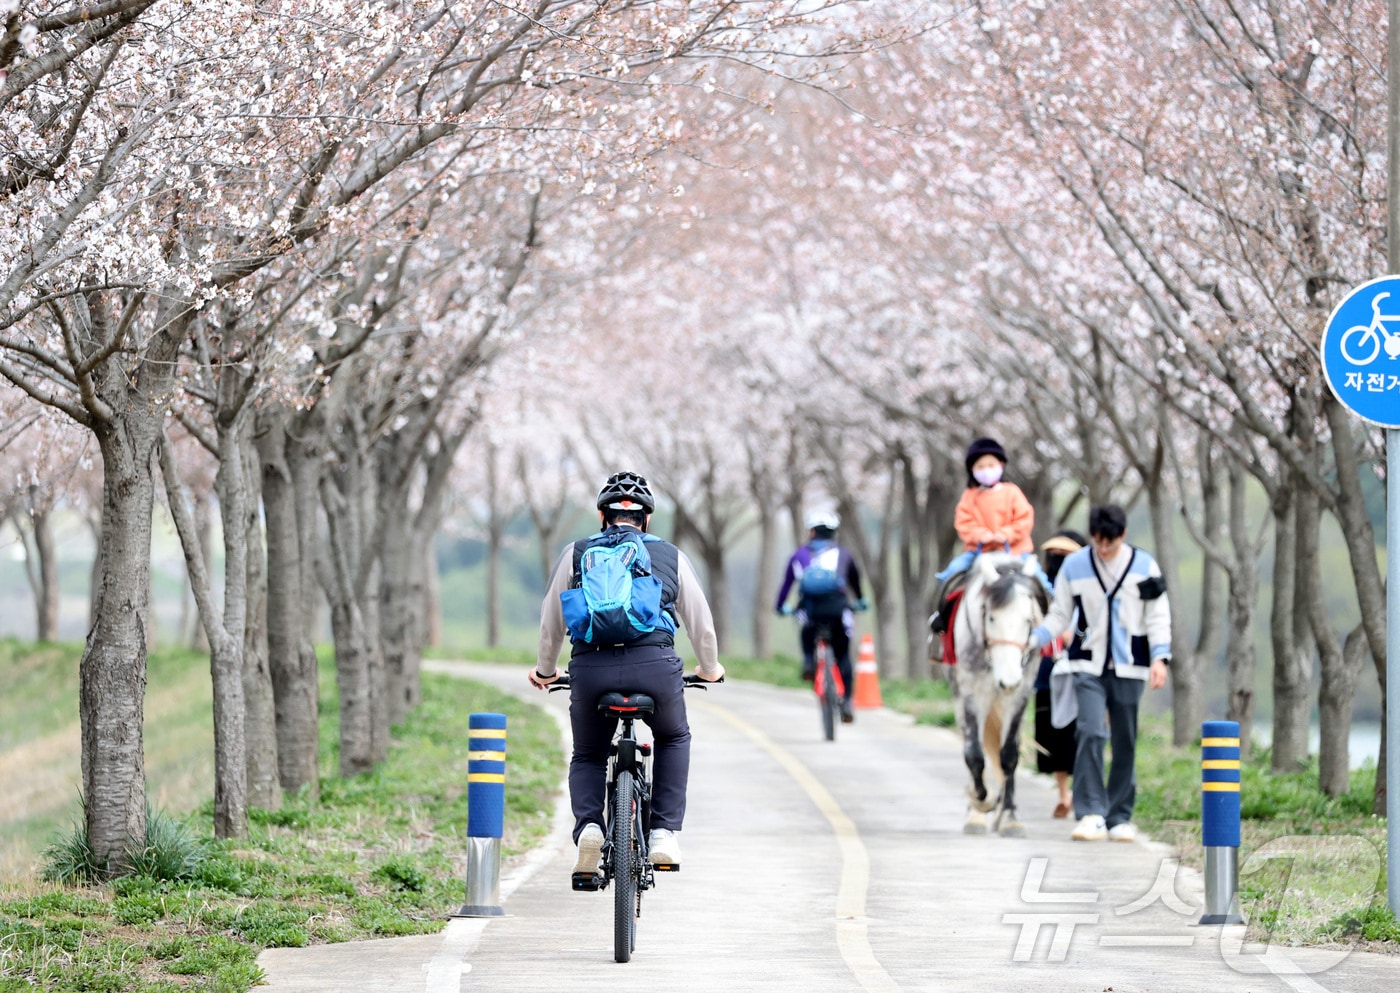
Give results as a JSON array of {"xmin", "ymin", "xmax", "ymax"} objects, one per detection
[{"xmin": 775, "ymin": 541, "xmax": 864, "ymax": 611}]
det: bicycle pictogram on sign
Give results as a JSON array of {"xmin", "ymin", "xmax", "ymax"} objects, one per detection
[
  {"xmin": 1339, "ymin": 291, "xmax": 1400, "ymax": 366},
  {"xmin": 1321, "ymin": 275, "xmax": 1400, "ymax": 429}
]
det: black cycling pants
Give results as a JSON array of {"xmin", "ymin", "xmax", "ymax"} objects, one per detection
[{"xmin": 567, "ymin": 646, "xmax": 690, "ymax": 841}]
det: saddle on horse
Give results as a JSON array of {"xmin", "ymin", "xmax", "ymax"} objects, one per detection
[{"xmin": 927, "ymin": 570, "xmax": 969, "ymax": 666}]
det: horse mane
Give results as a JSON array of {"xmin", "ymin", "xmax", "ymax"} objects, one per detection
[
  {"xmin": 984, "ymin": 567, "xmax": 1025, "ymax": 609},
  {"xmin": 984, "ymin": 565, "xmax": 1049, "ymax": 614}
]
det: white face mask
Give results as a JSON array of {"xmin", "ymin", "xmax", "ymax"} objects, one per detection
[{"xmin": 973, "ymin": 465, "xmax": 1003, "ymax": 487}]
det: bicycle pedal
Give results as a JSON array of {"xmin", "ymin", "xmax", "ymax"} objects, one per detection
[
  {"xmin": 651, "ymin": 862, "xmax": 680, "ymax": 872},
  {"xmin": 571, "ymin": 871, "xmax": 603, "ymax": 891}
]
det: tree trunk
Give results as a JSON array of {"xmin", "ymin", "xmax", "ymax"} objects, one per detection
[
  {"xmin": 1316, "ymin": 622, "xmax": 1367, "ymax": 795},
  {"xmin": 161, "ymin": 417, "xmax": 252, "ymax": 840},
  {"xmin": 897, "ymin": 451, "xmax": 942, "ymax": 681},
  {"xmin": 329, "ymin": 597, "xmax": 375, "ymax": 775},
  {"xmin": 256, "ymin": 411, "xmax": 320, "ymax": 797},
  {"xmin": 701, "ymin": 544, "xmax": 731, "ymax": 657},
  {"xmin": 1223, "ymin": 569, "xmax": 1259, "ymax": 759},
  {"xmin": 1145, "ymin": 445, "xmax": 1199, "ymax": 745},
  {"xmin": 751, "ymin": 495, "xmax": 777, "ymax": 660},
  {"xmin": 1269, "ymin": 479, "xmax": 1302, "ymax": 768},
  {"xmin": 29, "ymin": 504, "xmax": 60, "ymax": 641},
  {"xmin": 424, "ymin": 548, "xmax": 441, "ymax": 648},
  {"xmin": 1222, "ymin": 452, "xmax": 1260, "ymax": 757},
  {"xmin": 82, "ymin": 421, "xmax": 155, "ymax": 872},
  {"xmin": 320, "ymin": 458, "xmax": 376, "ymax": 777},
  {"xmin": 241, "ymin": 436, "xmax": 281, "ymax": 812},
  {"xmin": 1321, "ymin": 395, "xmax": 1388, "ymax": 814},
  {"xmin": 379, "ymin": 471, "xmax": 417, "ymax": 725},
  {"xmin": 1322, "ymin": 394, "xmax": 1387, "ymax": 680},
  {"xmin": 362, "ymin": 561, "xmax": 389, "ymax": 764},
  {"xmin": 1191, "ymin": 437, "xmax": 1226, "ymax": 736},
  {"xmin": 1273, "ymin": 481, "xmax": 1317, "ymax": 771}
]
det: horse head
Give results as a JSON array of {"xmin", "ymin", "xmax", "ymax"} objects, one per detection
[{"xmin": 973, "ymin": 553, "xmax": 1047, "ymax": 693}]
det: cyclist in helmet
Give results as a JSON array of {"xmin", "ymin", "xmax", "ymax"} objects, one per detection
[
  {"xmin": 529, "ymin": 471, "xmax": 724, "ymax": 876},
  {"xmin": 774, "ymin": 509, "xmax": 867, "ymax": 723}
]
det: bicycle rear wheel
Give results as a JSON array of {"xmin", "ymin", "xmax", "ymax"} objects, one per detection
[
  {"xmin": 613, "ymin": 770, "xmax": 637, "ymax": 963},
  {"xmin": 819, "ymin": 644, "xmax": 837, "ymax": 741}
]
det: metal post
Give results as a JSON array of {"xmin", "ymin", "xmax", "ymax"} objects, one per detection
[
  {"xmin": 1388, "ymin": 429, "xmax": 1399, "ymax": 916},
  {"xmin": 1199, "ymin": 720, "xmax": 1244, "ymax": 925},
  {"xmin": 1388, "ymin": 0, "xmax": 1400, "ymax": 918},
  {"xmin": 453, "ymin": 712, "xmax": 508, "ymax": 918}
]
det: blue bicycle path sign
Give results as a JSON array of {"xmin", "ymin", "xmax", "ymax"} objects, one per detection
[{"xmin": 1321, "ymin": 275, "xmax": 1400, "ymax": 428}]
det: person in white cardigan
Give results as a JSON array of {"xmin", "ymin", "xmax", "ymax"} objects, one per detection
[{"xmin": 1030, "ymin": 504, "xmax": 1172, "ymax": 843}]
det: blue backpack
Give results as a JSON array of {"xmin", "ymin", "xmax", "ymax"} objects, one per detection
[
  {"xmin": 799, "ymin": 542, "xmax": 848, "ymax": 617},
  {"xmin": 560, "ymin": 529, "xmax": 677, "ymax": 646}
]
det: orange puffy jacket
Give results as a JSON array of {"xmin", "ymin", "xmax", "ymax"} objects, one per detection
[{"xmin": 954, "ymin": 482, "xmax": 1034, "ymax": 554}]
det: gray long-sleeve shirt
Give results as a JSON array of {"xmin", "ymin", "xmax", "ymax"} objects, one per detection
[{"xmin": 535, "ymin": 531, "xmax": 721, "ymax": 678}]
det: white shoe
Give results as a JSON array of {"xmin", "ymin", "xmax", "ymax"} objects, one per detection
[
  {"xmin": 648, "ymin": 828, "xmax": 681, "ymax": 865},
  {"xmin": 573, "ymin": 823, "xmax": 604, "ymax": 874},
  {"xmin": 1071, "ymin": 814, "xmax": 1107, "ymax": 841},
  {"xmin": 1107, "ymin": 822, "xmax": 1138, "ymax": 843}
]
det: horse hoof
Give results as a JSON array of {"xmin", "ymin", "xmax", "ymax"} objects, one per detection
[
  {"xmin": 964, "ymin": 811, "xmax": 989, "ymax": 835},
  {"xmin": 999, "ymin": 820, "xmax": 1027, "ymax": 838}
]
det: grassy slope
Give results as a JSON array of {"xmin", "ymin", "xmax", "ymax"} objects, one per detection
[
  {"xmin": 0, "ymin": 648, "xmax": 564, "ymax": 993},
  {"xmin": 0, "ymin": 641, "xmax": 214, "ymax": 883}
]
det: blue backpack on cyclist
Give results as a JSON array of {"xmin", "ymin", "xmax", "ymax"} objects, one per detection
[
  {"xmin": 561, "ymin": 528, "xmax": 678, "ymax": 646},
  {"xmin": 799, "ymin": 541, "xmax": 849, "ymax": 618}
]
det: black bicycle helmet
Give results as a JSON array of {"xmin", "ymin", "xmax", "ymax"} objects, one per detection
[{"xmin": 596, "ymin": 471, "xmax": 655, "ymax": 513}]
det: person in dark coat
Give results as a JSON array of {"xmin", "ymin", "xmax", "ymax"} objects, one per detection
[{"xmin": 1033, "ymin": 529, "xmax": 1087, "ymax": 818}]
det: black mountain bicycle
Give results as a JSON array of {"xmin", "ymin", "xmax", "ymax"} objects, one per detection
[{"xmin": 550, "ymin": 673, "xmax": 720, "ymax": 963}]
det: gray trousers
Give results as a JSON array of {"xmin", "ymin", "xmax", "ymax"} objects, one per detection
[{"xmin": 1072, "ymin": 668, "xmax": 1146, "ymax": 827}]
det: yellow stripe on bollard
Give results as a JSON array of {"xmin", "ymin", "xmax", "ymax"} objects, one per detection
[
  {"xmin": 468, "ymin": 773, "xmax": 506, "ymax": 784},
  {"xmin": 468, "ymin": 750, "xmax": 507, "ymax": 762},
  {"xmin": 470, "ymin": 728, "xmax": 508, "ymax": 739},
  {"xmin": 1202, "ymin": 781, "xmax": 1241, "ymax": 792},
  {"xmin": 1202, "ymin": 759, "xmax": 1241, "ymax": 770},
  {"xmin": 1201, "ymin": 737, "xmax": 1240, "ymax": 747}
]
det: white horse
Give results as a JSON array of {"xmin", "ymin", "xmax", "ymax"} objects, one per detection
[{"xmin": 947, "ymin": 552, "xmax": 1048, "ymax": 837}]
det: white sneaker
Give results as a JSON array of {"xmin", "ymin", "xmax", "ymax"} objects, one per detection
[
  {"xmin": 573, "ymin": 823, "xmax": 604, "ymax": 874},
  {"xmin": 648, "ymin": 828, "xmax": 681, "ymax": 865},
  {"xmin": 1107, "ymin": 822, "xmax": 1138, "ymax": 843},
  {"xmin": 1071, "ymin": 814, "xmax": 1107, "ymax": 841}
]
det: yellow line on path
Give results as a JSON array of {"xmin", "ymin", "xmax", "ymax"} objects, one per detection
[{"xmin": 697, "ymin": 701, "xmax": 904, "ymax": 993}]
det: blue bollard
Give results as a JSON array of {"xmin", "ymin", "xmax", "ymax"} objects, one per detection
[
  {"xmin": 453, "ymin": 713, "xmax": 508, "ymax": 918},
  {"xmin": 1199, "ymin": 720, "xmax": 1245, "ymax": 925}
]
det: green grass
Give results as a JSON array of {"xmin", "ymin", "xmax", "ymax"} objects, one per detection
[
  {"xmin": 0, "ymin": 663, "xmax": 564, "ymax": 992},
  {"xmin": 1126, "ymin": 716, "xmax": 1391, "ymax": 949}
]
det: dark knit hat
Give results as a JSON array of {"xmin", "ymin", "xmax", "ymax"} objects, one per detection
[{"xmin": 964, "ymin": 437, "xmax": 1008, "ymax": 472}]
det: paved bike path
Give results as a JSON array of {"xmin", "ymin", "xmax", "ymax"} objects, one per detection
[{"xmin": 259, "ymin": 661, "xmax": 1400, "ymax": 993}]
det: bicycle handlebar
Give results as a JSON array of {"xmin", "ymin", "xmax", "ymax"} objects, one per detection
[
  {"xmin": 684, "ymin": 674, "xmax": 724, "ymax": 688},
  {"xmin": 545, "ymin": 672, "xmax": 723, "ymax": 692}
]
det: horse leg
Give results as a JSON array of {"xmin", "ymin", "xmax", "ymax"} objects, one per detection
[
  {"xmin": 997, "ymin": 701, "xmax": 1030, "ymax": 838},
  {"xmin": 961, "ymin": 696, "xmax": 992, "ymax": 833},
  {"xmin": 980, "ymin": 704, "xmax": 1005, "ymax": 817}
]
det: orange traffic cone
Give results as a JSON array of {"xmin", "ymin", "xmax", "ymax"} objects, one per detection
[{"xmin": 853, "ymin": 633, "xmax": 882, "ymax": 709}]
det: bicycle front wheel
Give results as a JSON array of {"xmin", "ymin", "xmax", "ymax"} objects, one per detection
[{"xmin": 613, "ymin": 769, "xmax": 637, "ymax": 963}]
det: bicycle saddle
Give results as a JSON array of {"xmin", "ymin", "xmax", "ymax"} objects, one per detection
[{"xmin": 597, "ymin": 692, "xmax": 655, "ymax": 715}]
